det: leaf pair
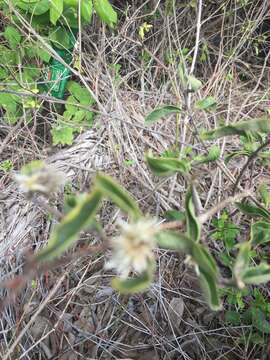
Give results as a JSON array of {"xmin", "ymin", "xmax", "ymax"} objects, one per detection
[{"xmin": 36, "ymin": 173, "xmax": 141, "ymax": 263}]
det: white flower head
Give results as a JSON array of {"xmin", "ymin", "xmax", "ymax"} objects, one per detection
[
  {"xmin": 14, "ymin": 160, "xmax": 65, "ymax": 195},
  {"xmin": 106, "ymin": 218, "xmax": 159, "ymax": 279}
]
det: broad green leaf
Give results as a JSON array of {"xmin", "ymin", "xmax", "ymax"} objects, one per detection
[
  {"xmin": 4, "ymin": 26, "xmax": 21, "ymax": 49},
  {"xmin": 145, "ymin": 105, "xmax": 181, "ymax": 124},
  {"xmin": 202, "ymin": 117, "xmax": 270, "ymax": 140},
  {"xmin": 188, "ymin": 75, "xmax": 202, "ymax": 92},
  {"xmin": 0, "ymin": 45, "xmax": 17, "ymax": 65},
  {"xmin": 233, "ymin": 242, "xmax": 251, "ymax": 288},
  {"xmin": 93, "ymin": 0, "xmax": 117, "ymax": 27},
  {"xmin": 252, "ymin": 308, "xmax": 270, "ymax": 334},
  {"xmin": 49, "ymin": 27, "xmax": 73, "ymax": 49},
  {"xmin": 146, "ymin": 152, "xmax": 190, "ymax": 176},
  {"xmin": 185, "ymin": 186, "xmax": 201, "ymax": 242},
  {"xmin": 155, "ymin": 231, "xmax": 192, "ymax": 252},
  {"xmin": 251, "ymin": 221, "xmax": 270, "ymax": 246},
  {"xmin": 192, "ymin": 243, "xmax": 218, "ymax": 277},
  {"xmin": 14, "ymin": 0, "xmax": 50, "ymax": 15},
  {"xmin": 242, "ymin": 263, "xmax": 270, "ymax": 284},
  {"xmin": 51, "ymin": 125, "xmax": 74, "ymax": 145},
  {"xmin": 67, "ymin": 81, "xmax": 95, "ymax": 105},
  {"xmin": 196, "ymin": 96, "xmax": 217, "ymax": 111},
  {"xmin": 81, "ymin": 0, "xmax": 93, "ymax": 22},
  {"xmin": 112, "ymin": 268, "xmax": 153, "ymax": 294},
  {"xmin": 163, "ymin": 210, "xmax": 186, "ymax": 221},
  {"xmin": 95, "ymin": 173, "xmax": 141, "ymax": 219},
  {"xmin": 236, "ymin": 202, "xmax": 270, "ymax": 220},
  {"xmin": 50, "ymin": 0, "xmax": 63, "ymax": 25},
  {"xmin": 36, "ymin": 190, "xmax": 102, "ymax": 262}
]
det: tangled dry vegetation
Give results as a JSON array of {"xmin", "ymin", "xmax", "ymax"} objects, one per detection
[{"xmin": 1, "ymin": 0, "xmax": 270, "ymax": 359}]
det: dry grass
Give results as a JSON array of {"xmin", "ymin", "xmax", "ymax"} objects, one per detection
[{"xmin": 1, "ymin": 0, "xmax": 270, "ymax": 359}]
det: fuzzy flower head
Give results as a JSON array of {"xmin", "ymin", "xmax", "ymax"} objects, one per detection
[
  {"xmin": 106, "ymin": 218, "xmax": 159, "ymax": 279},
  {"xmin": 14, "ymin": 160, "xmax": 65, "ymax": 195}
]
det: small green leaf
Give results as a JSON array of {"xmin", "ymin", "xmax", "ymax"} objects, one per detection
[
  {"xmin": 188, "ymin": 75, "xmax": 202, "ymax": 92},
  {"xmin": 50, "ymin": 0, "xmax": 63, "ymax": 24},
  {"xmin": 236, "ymin": 202, "xmax": 270, "ymax": 220},
  {"xmin": 95, "ymin": 173, "xmax": 141, "ymax": 219},
  {"xmin": 202, "ymin": 117, "xmax": 270, "ymax": 140},
  {"xmin": 146, "ymin": 152, "xmax": 190, "ymax": 177},
  {"xmin": 145, "ymin": 105, "xmax": 181, "ymax": 124},
  {"xmin": 194, "ymin": 145, "xmax": 221, "ymax": 164},
  {"xmin": 185, "ymin": 186, "xmax": 201, "ymax": 242},
  {"xmin": 225, "ymin": 311, "xmax": 241, "ymax": 325},
  {"xmin": 251, "ymin": 221, "xmax": 270, "ymax": 246},
  {"xmin": 36, "ymin": 190, "xmax": 102, "ymax": 262},
  {"xmin": 112, "ymin": 269, "xmax": 153, "ymax": 294},
  {"xmin": 51, "ymin": 125, "xmax": 74, "ymax": 145},
  {"xmin": 93, "ymin": 0, "xmax": 117, "ymax": 27},
  {"xmin": 252, "ymin": 308, "xmax": 270, "ymax": 334},
  {"xmin": 195, "ymin": 96, "xmax": 217, "ymax": 111},
  {"xmin": 242, "ymin": 263, "xmax": 270, "ymax": 285},
  {"xmin": 4, "ymin": 26, "xmax": 21, "ymax": 49},
  {"xmin": 233, "ymin": 242, "xmax": 251, "ymax": 288},
  {"xmin": 258, "ymin": 183, "xmax": 270, "ymax": 207},
  {"xmin": 67, "ymin": 81, "xmax": 95, "ymax": 105}
]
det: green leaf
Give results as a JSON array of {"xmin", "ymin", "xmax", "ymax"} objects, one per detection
[
  {"xmin": 225, "ymin": 311, "xmax": 241, "ymax": 325},
  {"xmin": 112, "ymin": 269, "xmax": 153, "ymax": 294},
  {"xmin": 36, "ymin": 190, "xmax": 102, "ymax": 262},
  {"xmin": 155, "ymin": 231, "xmax": 192, "ymax": 252},
  {"xmin": 199, "ymin": 271, "xmax": 221, "ymax": 311},
  {"xmin": 93, "ymin": 0, "xmax": 117, "ymax": 27},
  {"xmin": 14, "ymin": 0, "xmax": 50, "ymax": 15},
  {"xmin": 81, "ymin": 0, "xmax": 93, "ymax": 22},
  {"xmin": 51, "ymin": 125, "xmax": 74, "ymax": 145},
  {"xmin": 202, "ymin": 117, "xmax": 270, "ymax": 140},
  {"xmin": 164, "ymin": 210, "xmax": 186, "ymax": 221},
  {"xmin": 194, "ymin": 145, "xmax": 221, "ymax": 164},
  {"xmin": 188, "ymin": 75, "xmax": 202, "ymax": 92},
  {"xmin": 185, "ymin": 186, "xmax": 201, "ymax": 242},
  {"xmin": 4, "ymin": 26, "xmax": 21, "ymax": 50},
  {"xmin": 95, "ymin": 173, "xmax": 141, "ymax": 219},
  {"xmin": 49, "ymin": 27, "xmax": 73, "ymax": 49},
  {"xmin": 236, "ymin": 202, "xmax": 270, "ymax": 220},
  {"xmin": 146, "ymin": 152, "xmax": 190, "ymax": 177},
  {"xmin": 145, "ymin": 105, "xmax": 181, "ymax": 124},
  {"xmin": 251, "ymin": 221, "xmax": 270, "ymax": 246},
  {"xmin": 233, "ymin": 242, "xmax": 251, "ymax": 288},
  {"xmin": 195, "ymin": 96, "xmax": 217, "ymax": 111},
  {"xmin": 252, "ymin": 308, "xmax": 270, "ymax": 334},
  {"xmin": 258, "ymin": 183, "xmax": 270, "ymax": 207},
  {"xmin": 67, "ymin": 81, "xmax": 95, "ymax": 105},
  {"xmin": 242, "ymin": 263, "xmax": 270, "ymax": 285},
  {"xmin": 50, "ymin": 0, "xmax": 63, "ymax": 24}
]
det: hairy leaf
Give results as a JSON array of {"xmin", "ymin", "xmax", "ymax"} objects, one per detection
[
  {"xmin": 95, "ymin": 173, "xmax": 141, "ymax": 219},
  {"xmin": 233, "ymin": 242, "xmax": 251, "ymax": 288},
  {"xmin": 196, "ymin": 96, "xmax": 217, "ymax": 111},
  {"xmin": 185, "ymin": 186, "xmax": 201, "ymax": 242},
  {"xmin": 146, "ymin": 152, "xmax": 190, "ymax": 176},
  {"xmin": 145, "ymin": 105, "xmax": 181, "ymax": 124},
  {"xmin": 242, "ymin": 263, "xmax": 270, "ymax": 285},
  {"xmin": 236, "ymin": 202, "xmax": 270, "ymax": 220},
  {"xmin": 36, "ymin": 190, "xmax": 102, "ymax": 262},
  {"xmin": 252, "ymin": 308, "xmax": 270, "ymax": 334},
  {"xmin": 202, "ymin": 118, "xmax": 270, "ymax": 140},
  {"xmin": 251, "ymin": 221, "xmax": 270, "ymax": 246},
  {"xmin": 112, "ymin": 268, "xmax": 153, "ymax": 294}
]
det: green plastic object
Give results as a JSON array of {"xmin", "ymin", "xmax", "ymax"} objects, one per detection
[{"xmin": 48, "ymin": 28, "xmax": 77, "ymax": 99}]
